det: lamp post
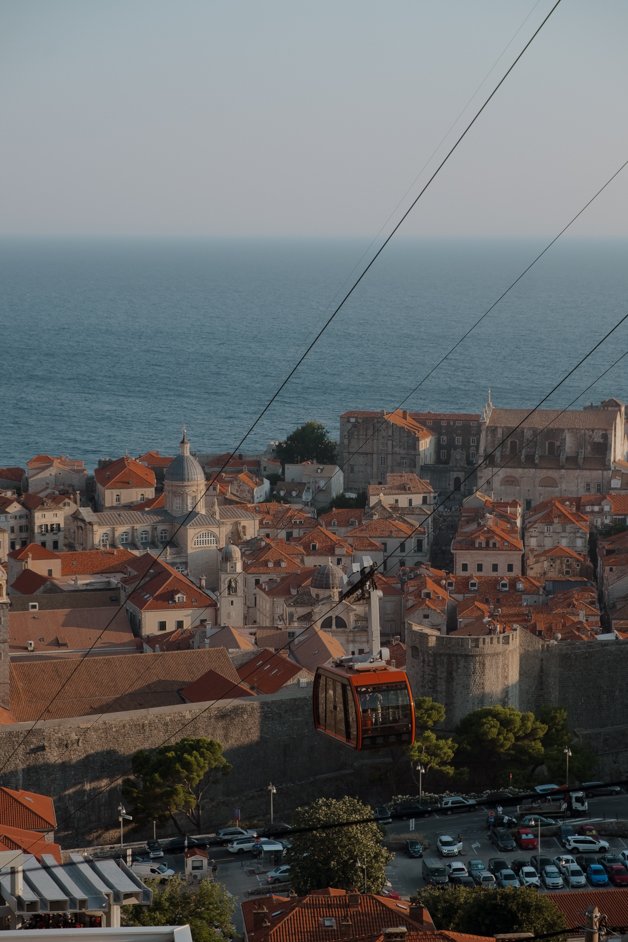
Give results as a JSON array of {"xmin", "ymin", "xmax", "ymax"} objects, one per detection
[
  {"xmin": 268, "ymin": 783, "xmax": 277, "ymax": 825},
  {"xmin": 118, "ymin": 804, "xmax": 132, "ymax": 850},
  {"xmin": 416, "ymin": 764, "xmax": 426, "ymax": 803},
  {"xmin": 564, "ymin": 747, "xmax": 572, "ymax": 787}
]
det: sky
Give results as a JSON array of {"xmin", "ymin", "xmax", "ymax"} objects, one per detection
[{"xmin": 2, "ymin": 0, "xmax": 628, "ymax": 238}]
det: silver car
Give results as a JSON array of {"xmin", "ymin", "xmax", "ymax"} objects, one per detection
[
  {"xmin": 518, "ymin": 866, "xmax": 541, "ymax": 888},
  {"xmin": 564, "ymin": 864, "xmax": 587, "ymax": 888},
  {"xmin": 541, "ymin": 865, "xmax": 564, "ymax": 889}
]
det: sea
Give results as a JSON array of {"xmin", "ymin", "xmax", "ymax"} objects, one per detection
[{"xmin": 1, "ymin": 236, "xmax": 627, "ymax": 470}]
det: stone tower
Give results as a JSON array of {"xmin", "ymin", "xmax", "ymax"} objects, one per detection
[
  {"xmin": 0, "ymin": 567, "xmax": 9, "ymax": 710},
  {"xmin": 164, "ymin": 430, "xmax": 207, "ymax": 517},
  {"xmin": 218, "ymin": 543, "xmax": 245, "ymax": 627}
]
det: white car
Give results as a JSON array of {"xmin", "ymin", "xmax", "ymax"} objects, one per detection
[
  {"xmin": 533, "ymin": 784, "xmax": 560, "ymax": 795},
  {"xmin": 437, "ymin": 834, "xmax": 463, "ymax": 857},
  {"xmin": 541, "ymin": 865, "xmax": 564, "ymax": 889},
  {"xmin": 251, "ymin": 839, "xmax": 285, "ymax": 858},
  {"xmin": 518, "ymin": 866, "xmax": 541, "ymax": 888},
  {"xmin": 227, "ymin": 836, "xmax": 260, "ymax": 854},
  {"xmin": 497, "ymin": 869, "xmax": 520, "ymax": 889},
  {"xmin": 218, "ymin": 826, "xmax": 257, "ymax": 843},
  {"xmin": 473, "ymin": 871, "xmax": 497, "ymax": 888},
  {"xmin": 131, "ymin": 862, "xmax": 175, "ymax": 881},
  {"xmin": 440, "ymin": 796, "xmax": 477, "ymax": 813},
  {"xmin": 619, "ymin": 850, "xmax": 628, "ymax": 867},
  {"xmin": 446, "ymin": 861, "xmax": 468, "ymax": 878},
  {"xmin": 554, "ymin": 854, "xmax": 578, "ymax": 874},
  {"xmin": 563, "ymin": 835, "xmax": 610, "ymax": 854}
]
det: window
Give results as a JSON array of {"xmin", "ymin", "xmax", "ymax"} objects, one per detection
[
  {"xmin": 509, "ymin": 439, "xmax": 518, "ymax": 456},
  {"xmin": 440, "ymin": 450, "xmax": 447, "ymax": 460},
  {"xmin": 470, "ymin": 436, "xmax": 477, "ymax": 445},
  {"xmin": 115, "ymin": 494, "xmax": 121, "ymax": 504},
  {"xmin": 415, "ymin": 538, "xmax": 423, "ymax": 552},
  {"xmin": 159, "ymin": 528, "xmax": 169, "ymax": 543},
  {"xmin": 399, "ymin": 542, "xmax": 406, "ymax": 552},
  {"xmin": 380, "ymin": 455, "xmax": 387, "ymax": 467},
  {"xmin": 476, "ymin": 563, "xmax": 483, "ymax": 573},
  {"xmin": 507, "ymin": 563, "xmax": 514, "ymax": 573},
  {"xmin": 492, "ymin": 563, "xmax": 498, "ymax": 572},
  {"xmin": 455, "ymin": 436, "xmax": 462, "ymax": 445},
  {"xmin": 193, "ymin": 531, "xmax": 218, "ymax": 546},
  {"xmin": 53, "ymin": 540, "xmax": 59, "ymax": 550},
  {"xmin": 140, "ymin": 530, "xmax": 149, "ymax": 544},
  {"xmin": 461, "ymin": 562, "xmax": 469, "ymax": 572},
  {"xmin": 547, "ymin": 441, "xmax": 556, "ymax": 456},
  {"xmin": 470, "ymin": 450, "xmax": 476, "ymax": 462},
  {"xmin": 119, "ymin": 531, "xmax": 129, "ymax": 544},
  {"xmin": 139, "ymin": 493, "xmax": 145, "ymax": 502},
  {"xmin": 422, "ymin": 495, "xmax": 428, "ymax": 504},
  {"xmin": 100, "ymin": 532, "xmax": 110, "ymax": 547},
  {"xmin": 585, "ymin": 482, "xmax": 591, "ymax": 492},
  {"xmin": 596, "ymin": 482, "xmax": 602, "ymax": 493},
  {"xmin": 408, "ymin": 498, "xmax": 413, "ymax": 507},
  {"xmin": 440, "ymin": 436, "xmax": 447, "ymax": 444},
  {"xmin": 176, "ymin": 620, "xmax": 184, "ymax": 630},
  {"xmin": 158, "ymin": 621, "xmax": 167, "ymax": 631}
]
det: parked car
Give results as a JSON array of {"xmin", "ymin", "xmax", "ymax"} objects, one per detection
[
  {"xmin": 515, "ymin": 828, "xmax": 537, "ymax": 850},
  {"xmin": 563, "ymin": 864, "xmax": 587, "ymax": 888},
  {"xmin": 467, "ymin": 858, "xmax": 486, "ymax": 876},
  {"xmin": 446, "ymin": 861, "xmax": 468, "ymax": 879},
  {"xmin": 267, "ymin": 864, "xmax": 291, "ymax": 885},
  {"xmin": 490, "ymin": 828, "xmax": 516, "ymax": 852},
  {"xmin": 581, "ymin": 781, "xmax": 623, "ymax": 797},
  {"xmin": 533, "ymin": 784, "xmax": 561, "ymax": 795},
  {"xmin": 586, "ymin": 863, "xmax": 609, "ymax": 887},
  {"xmin": 405, "ymin": 840, "xmax": 424, "ymax": 859},
  {"xmin": 605, "ymin": 864, "xmax": 628, "ymax": 887},
  {"xmin": 227, "ymin": 836, "xmax": 260, "ymax": 854},
  {"xmin": 541, "ymin": 865, "xmax": 564, "ymax": 889},
  {"xmin": 131, "ymin": 861, "xmax": 175, "ymax": 882},
  {"xmin": 251, "ymin": 839, "xmax": 285, "ymax": 859},
  {"xmin": 619, "ymin": 850, "xmax": 628, "ymax": 867},
  {"xmin": 422, "ymin": 858, "xmax": 449, "ymax": 886},
  {"xmin": 449, "ymin": 874, "xmax": 476, "ymax": 888},
  {"xmin": 563, "ymin": 835, "xmax": 609, "ymax": 854},
  {"xmin": 392, "ymin": 800, "xmax": 434, "ymax": 819},
  {"xmin": 437, "ymin": 835, "xmax": 463, "ymax": 857},
  {"xmin": 519, "ymin": 814, "xmax": 559, "ymax": 828},
  {"xmin": 530, "ymin": 855, "xmax": 553, "ymax": 873},
  {"xmin": 375, "ymin": 806, "xmax": 392, "ymax": 825},
  {"xmin": 518, "ymin": 866, "xmax": 541, "ymax": 888},
  {"xmin": 497, "ymin": 869, "xmax": 520, "ymax": 889},
  {"xmin": 440, "ymin": 796, "xmax": 477, "ymax": 814},
  {"xmin": 473, "ymin": 871, "xmax": 497, "ymax": 888},
  {"xmin": 163, "ymin": 836, "xmax": 206, "ymax": 853},
  {"xmin": 217, "ymin": 827, "xmax": 257, "ymax": 843},
  {"xmin": 487, "ymin": 812, "xmax": 517, "ymax": 829},
  {"xmin": 598, "ymin": 854, "xmax": 624, "ymax": 869},
  {"xmin": 510, "ymin": 858, "xmax": 530, "ymax": 875},
  {"xmin": 146, "ymin": 840, "xmax": 164, "ymax": 859},
  {"xmin": 554, "ymin": 854, "xmax": 578, "ymax": 873},
  {"xmin": 488, "ymin": 858, "xmax": 509, "ymax": 876}
]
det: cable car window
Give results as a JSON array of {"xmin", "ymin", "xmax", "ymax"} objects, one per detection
[
  {"xmin": 317, "ymin": 674, "xmax": 357, "ymax": 746},
  {"xmin": 357, "ymin": 682, "xmax": 412, "ymax": 744}
]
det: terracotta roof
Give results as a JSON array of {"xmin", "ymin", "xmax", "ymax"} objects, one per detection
[
  {"xmin": 536, "ymin": 545, "xmax": 587, "ymax": 560},
  {"xmin": 59, "ymin": 548, "xmax": 136, "ymax": 575},
  {"xmin": 9, "ymin": 606, "xmax": 137, "ymax": 655},
  {"xmin": 180, "ymin": 669, "xmax": 254, "ymax": 703},
  {"xmin": 412, "ymin": 411, "xmax": 481, "ymax": 423},
  {"xmin": 606, "ymin": 493, "xmax": 628, "ymax": 514},
  {"xmin": 242, "ymin": 889, "xmax": 438, "ymax": 942},
  {"xmin": 244, "ymin": 540, "xmax": 307, "ymax": 575},
  {"xmin": 319, "ymin": 509, "xmax": 366, "ymax": 529},
  {"xmin": 8, "ymin": 543, "xmax": 59, "ymax": 561},
  {"xmin": 452, "ymin": 520, "xmax": 523, "ymax": 552},
  {"xmin": 544, "ymin": 888, "xmax": 628, "ymax": 928},
  {"xmin": 0, "ymin": 495, "xmax": 23, "ymax": 513},
  {"xmin": 133, "ymin": 493, "xmax": 166, "ymax": 511},
  {"xmin": 94, "ymin": 456, "xmax": 156, "ymax": 490},
  {"xmin": 136, "ymin": 450, "xmax": 175, "ymax": 469},
  {"xmin": 257, "ymin": 570, "xmax": 316, "ymax": 599},
  {"xmin": 202, "ymin": 625, "xmax": 255, "ymax": 651},
  {"xmin": 526, "ymin": 498, "xmax": 589, "ymax": 532},
  {"xmin": 296, "ymin": 525, "xmax": 354, "ymax": 555},
  {"xmin": 0, "ymin": 824, "xmax": 61, "ymax": 863},
  {"xmin": 10, "ymin": 648, "xmax": 240, "ymax": 721},
  {"xmin": 237, "ymin": 649, "xmax": 305, "ymax": 693},
  {"xmin": 0, "ymin": 786, "xmax": 56, "ymax": 831},
  {"xmin": 10, "ymin": 568, "xmax": 51, "ymax": 595},
  {"xmin": 0, "ymin": 467, "xmax": 25, "ymax": 483},
  {"xmin": 367, "ymin": 474, "xmax": 434, "ymax": 495},
  {"xmin": 27, "ymin": 455, "xmax": 85, "ymax": 471},
  {"xmin": 347, "ymin": 518, "xmax": 415, "ymax": 540},
  {"xmin": 126, "ymin": 565, "xmax": 216, "ymax": 613},
  {"xmin": 290, "ymin": 627, "xmax": 345, "ymax": 672},
  {"xmin": 486, "ymin": 405, "xmax": 620, "ymax": 429}
]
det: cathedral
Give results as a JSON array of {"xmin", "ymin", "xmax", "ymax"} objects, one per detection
[{"xmin": 69, "ymin": 432, "xmax": 258, "ymax": 586}]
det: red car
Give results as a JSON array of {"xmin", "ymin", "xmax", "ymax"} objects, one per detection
[
  {"xmin": 515, "ymin": 828, "xmax": 538, "ymax": 850},
  {"xmin": 606, "ymin": 864, "xmax": 628, "ymax": 887}
]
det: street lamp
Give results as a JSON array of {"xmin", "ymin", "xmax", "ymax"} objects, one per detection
[
  {"xmin": 563, "ymin": 747, "xmax": 573, "ymax": 787},
  {"xmin": 268, "ymin": 783, "xmax": 277, "ymax": 825},
  {"xmin": 118, "ymin": 804, "xmax": 132, "ymax": 850},
  {"xmin": 416, "ymin": 764, "xmax": 426, "ymax": 803}
]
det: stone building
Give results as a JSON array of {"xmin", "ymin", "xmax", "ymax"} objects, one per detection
[
  {"xmin": 339, "ymin": 409, "xmax": 435, "ymax": 494},
  {"xmin": 25, "ymin": 455, "xmax": 88, "ymax": 495},
  {"xmin": 525, "ymin": 498, "xmax": 589, "ymax": 553},
  {"xmin": 94, "ymin": 456, "xmax": 156, "ymax": 510},
  {"xmin": 411, "ymin": 410, "xmax": 481, "ymax": 494},
  {"xmin": 218, "ymin": 543, "xmax": 246, "ymax": 627},
  {"xmin": 477, "ymin": 395, "xmax": 627, "ymax": 508}
]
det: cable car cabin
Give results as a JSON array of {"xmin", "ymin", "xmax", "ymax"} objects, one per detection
[{"xmin": 313, "ymin": 662, "xmax": 415, "ymax": 750}]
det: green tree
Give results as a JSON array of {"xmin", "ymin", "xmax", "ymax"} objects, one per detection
[
  {"xmin": 275, "ymin": 421, "xmax": 337, "ymax": 467},
  {"xmin": 415, "ymin": 886, "xmax": 566, "ymax": 938},
  {"xmin": 455, "ymin": 706, "xmax": 547, "ymax": 787},
  {"xmin": 123, "ymin": 875, "xmax": 234, "ymax": 942},
  {"xmin": 409, "ymin": 697, "xmax": 456, "ymax": 784},
  {"xmin": 286, "ymin": 796, "xmax": 391, "ymax": 894},
  {"xmin": 538, "ymin": 707, "xmax": 596, "ymax": 783},
  {"xmin": 122, "ymin": 738, "xmax": 231, "ymax": 831}
]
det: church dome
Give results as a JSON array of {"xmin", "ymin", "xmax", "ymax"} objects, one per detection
[
  {"xmin": 221, "ymin": 543, "xmax": 242, "ymax": 564},
  {"xmin": 311, "ymin": 563, "xmax": 347, "ymax": 591},
  {"xmin": 165, "ymin": 430, "xmax": 205, "ymax": 485}
]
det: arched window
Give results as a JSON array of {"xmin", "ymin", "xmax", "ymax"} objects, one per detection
[
  {"xmin": 193, "ymin": 531, "xmax": 218, "ymax": 547},
  {"xmin": 100, "ymin": 532, "xmax": 110, "ymax": 548},
  {"xmin": 539, "ymin": 476, "xmax": 558, "ymax": 488},
  {"xmin": 159, "ymin": 528, "xmax": 169, "ymax": 543},
  {"xmin": 321, "ymin": 616, "xmax": 333, "ymax": 631},
  {"xmin": 502, "ymin": 476, "xmax": 520, "ymax": 487},
  {"xmin": 334, "ymin": 616, "xmax": 347, "ymax": 629}
]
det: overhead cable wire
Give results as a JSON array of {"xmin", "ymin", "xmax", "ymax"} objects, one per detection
[{"xmin": 0, "ymin": 0, "xmax": 565, "ymax": 770}]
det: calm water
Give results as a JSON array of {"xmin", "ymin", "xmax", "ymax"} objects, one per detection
[{"xmin": 1, "ymin": 237, "xmax": 627, "ymax": 469}]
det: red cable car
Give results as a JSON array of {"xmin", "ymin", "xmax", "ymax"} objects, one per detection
[{"xmin": 313, "ymin": 660, "xmax": 416, "ymax": 751}]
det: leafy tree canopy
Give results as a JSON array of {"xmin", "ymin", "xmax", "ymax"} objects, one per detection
[
  {"xmin": 415, "ymin": 696, "xmax": 446, "ymax": 732},
  {"xmin": 408, "ymin": 698, "xmax": 456, "ymax": 783},
  {"xmin": 122, "ymin": 738, "xmax": 230, "ymax": 830},
  {"xmin": 415, "ymin": 886, "xmax": 566, "ymax": 938},
  {"xmin": 286, "ymin": 796, "xmax": 391, "ymax": 895},
  {"xmin": 275, "ymin": 421, "xmax": 337, "ymax": 467},
  {"xmin": 455, "ymin": 706, "xmax": 547, "ymax": 787},
  {"xmin": 123, "ymin": 875, "xmax": 234, "ymax": 942},
  {"xmin": 539, "ymin": 707, "xmax": 596, "ymax": 783}
]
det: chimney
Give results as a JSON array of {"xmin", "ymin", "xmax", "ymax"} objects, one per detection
[
  {"xmin": 347, "ymin": 893, "xmax": 361, "ymax": 908},
  {"xmin": 9, "ymin": 866, "xmax": 23, "ymax": 899},
  {"xmin": 383, "ymin": 930, "xmax": 408, "ymax": 941},
  {"xmin": 199, "ymin": 575, "xmax": 206, "ymax": 589},
  {"xmin": 252, "ymin": 906, "xmax": 270, "ymax": 931},
  {"xmin": 409, "ymin": 903, "xmax": 434, "ymax": 926}
]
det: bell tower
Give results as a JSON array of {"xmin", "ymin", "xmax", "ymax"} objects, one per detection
[
  {"xmin": 0, "ymin": 567, "xmax": 9, "ymax": 710},
  {"xmin": 218, "ymin": 544, "xmax": 245, "ymax": 627}
]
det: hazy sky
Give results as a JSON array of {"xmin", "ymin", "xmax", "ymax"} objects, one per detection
[{"xmin": 2, "ymin": 0, "xmax": 628, "ymax": 237}]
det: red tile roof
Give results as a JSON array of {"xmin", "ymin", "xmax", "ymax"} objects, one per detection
[
  {"xmin": 8, "ymin": 543, "xmax": 59, "ymax": 562},
  {"xmin": 181, "ymin": 669, "xmax": 254, "ymax": 703},
  {"xmin": 94, "ymin": 456, "xmax": 156, "ymax": 490},
  {"xmin": 237, "ymin": 649, "xmax": 304, "ymax": 693},
  {"xmin": 0, "ymin": 824, "xmax": 61, "ymax": 863},
  {"xmin": 0, "ymin": 786, "xmax": 57, "ymax": 831},
  {"xmin": 59, "ymin": 548, "xmax": 136, "ymax": 575},
  {"xmin": 9, "ymin": 606, "xmax": 137, "ymax": 654},
  {"xmin": 544, "ymin": 888, "xmax": 628, "ymax": 928},
  {"xmin": 10, "ymin": 568, "xmax": 51, "ymax": 595},
  {"xmin": 136, "ymin": 450, "xmax": 175, "ymax": 470},
  {"xmin": 0, "ymin": 467, "xmax": 25, "ymax": 483}
]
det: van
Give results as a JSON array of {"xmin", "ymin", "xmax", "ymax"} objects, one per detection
[
  {"xmin": 422, "ymin": 858, "xmax": 448, "ymax": 886},
  {"xmin": 131, "ymin": 862, "xmax": 175, "ymax": 882}
]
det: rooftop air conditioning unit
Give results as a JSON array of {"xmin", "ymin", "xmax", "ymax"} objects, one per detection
[{"xmin": 26, "ymin": 641, "xmax": 35, "ymax": 652}]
